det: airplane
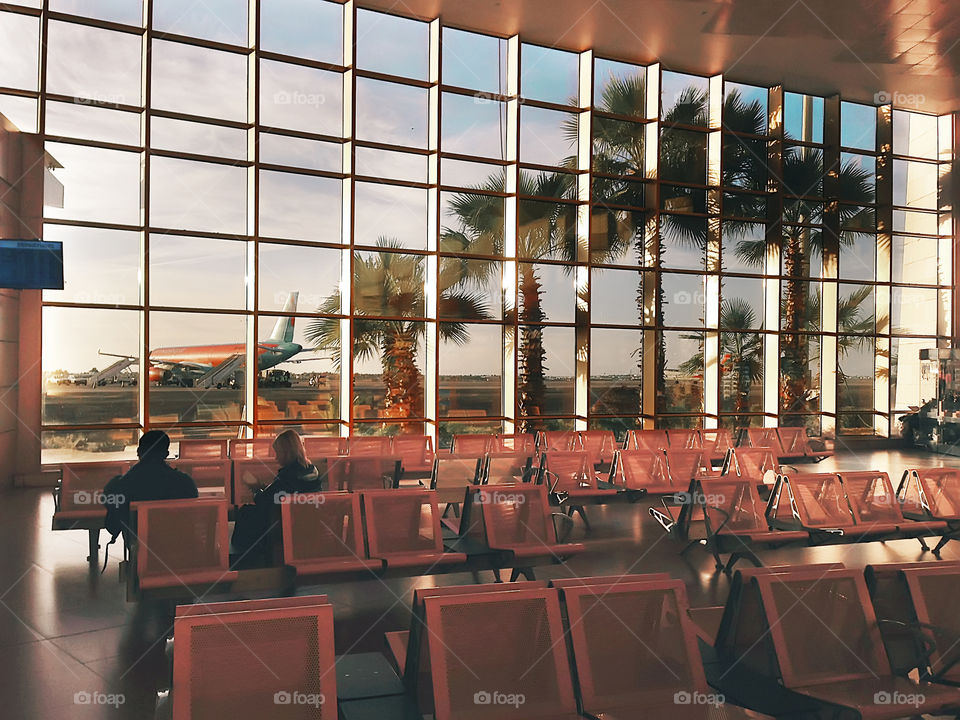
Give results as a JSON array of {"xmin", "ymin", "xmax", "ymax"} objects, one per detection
[{"xmin": 98, "ymin": 293, "xmax": 305, "ymax": 388}]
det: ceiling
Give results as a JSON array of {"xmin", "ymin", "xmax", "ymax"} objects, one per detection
[{"xmin": 358, "ymin": 0, "xmax": 960, "ymax": 113}]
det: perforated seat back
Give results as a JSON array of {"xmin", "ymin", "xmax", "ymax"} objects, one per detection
[
  {"xmin": 699, "ymin": 477, "xmax": 766, "ymax": 533},
  {"xmin": 625, "ymin": 429, "xmax": 669, "ymax": 452},
  {"xmin": 302, "ymin": 436, "xmax": 346, "ymax": 458},
  {"xmin": 229, "ymin": 438, "xmax": 275, "ymax": 459},
  {"xmin": 613, "ymin": 450, "xmax": 669, "ymax": 490},
  {"xmin": 788, "ymin": 473, "xmax": 855, "ymax": 528},
  {"xmin": 59, "ymin": 461, "xmax": 131, "ymax": 514},
  {"xmin": 281, "ymin": 492, "xmax": 365, "ymax": 564},
  {"xmin": 172, "ymin": 603, "xmax": 336, "ymax": 720},
  {"xmin": 903, "ymin": 567, "xmax": 960, "ymax": 682},
  {"xmin": 543, "ymin": 451, "xmax": 593, "ymax": 492},
  {"xmin": 664, "ymin": 449, "xmax": 709, "ymax": 486},
  {"xmin": 136, "ymin": 499, "xmax": 229, "ymax": 583},
  {"xmin": 917, "ymin": 468, "xmax": 960, "ymax": 519},
  {"xmin": 170, "ymin": 459, "xmax": 231, "ymax": 498},
  {"xmin": 451, "ymin": 434, "xmax": 494, "ymax": 455},
  {"xmin": 701, "ymin": 429, "xmax": 734, "ymax": 455},
  {"xmin": 431, "ymin": 456, "xmax": 480, "ymax": 498},
  {"xmin": 494, "ymin": 434, "xmax": 536, "ymax": 454},
  {"xmin": 328, "ymin": 456, "xmax": 398, "ymax": 491},
  {"xmin": 363, "ymin": 490, "xmax": 444, "ymax": 556},
  {"xmin": 668, "ymin": 429, "xmax": 702, "ymax": 449},
  {"xmin": 777, "ymin": 427, "xmax": 811, "ymax": 455},
  {"xmin": 480, "ymin": 485, "xmax": 556, "ymax": 548},
  {"xmin": 838, "ymin": 471, "xmax": 903, "ymax": 524},
  {"xmin": 746, "ymin": 428, "xmax": 783, "ymax": 454},
  {"xmin": 580, "ymin": 430, "xmax": 616, "ymax": 464},
  {"xmin": 732, "ymin": 447, "xmax": 779, "ymax": 480},
  {"xmin": 348, "ymin": 436, "xmax": 393, "ymax": 456},
  {"xmin": 756, "ymin": 569, "xmax": 890, "ymax": 686},
  {"xmin": 539, "ymin": 430, "xmax": 579, "ymax": 452},
  {"xmin": 178, "ymin": 439, "xmax": 228, "ymax": 460},
  {"xmin": 484, "ymin": 452, "xmax": 532, "ymax": 485},
  {"xmin": 422, "ymin": 589, "xmax": 577, "ymax": 720},
  {"xmin": 564, "ymin": 579, "xmax": 707, "ymax": 710}
]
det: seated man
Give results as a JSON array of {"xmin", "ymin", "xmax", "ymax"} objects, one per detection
[{"xmin": 102, "ymin": 430, "xmax": 199, "ymax": 544}]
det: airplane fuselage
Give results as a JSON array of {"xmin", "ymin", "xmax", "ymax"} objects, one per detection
[{"xmin": 148, "ymin": 342, "xmax": 302, "ymax": 384}]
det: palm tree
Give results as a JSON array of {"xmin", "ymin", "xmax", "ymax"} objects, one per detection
[{"xmin": 304, "ymin": 238, "xmax": 491, "ymax": 429}]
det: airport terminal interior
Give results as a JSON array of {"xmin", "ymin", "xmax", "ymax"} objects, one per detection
[{"xmin": 3, "ymin": 0, "xmax": 960, "ymax": 718}]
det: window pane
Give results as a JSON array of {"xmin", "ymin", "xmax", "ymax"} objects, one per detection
[
  {"xmin": 592, "ymin": 116, "xmax": 644, "ymax": 175},
  {"xmin": 892, "ymin": 287, "xmax": 938, "ymax": 335},
  {"xmin": 0, "ymin": 12, "xmax": 39, "ymax": 91},
  {"xmin": 720, "ymin": 332, "xmax": 764, "ymax": 413},
  {"xmin": 724, "ymin": 82, "xmax": 768, "ymax": 130},
  {"xmin": 352, "ymin": 320, "xmax": 427, "ymax": 418},
  {"xmin": 259, "ymin": 171, "xmax": 341, "ymax": 243},
  {"xmin": 590, "ymin": 327, "xmax": 642, "ymax": 417},
  {"xmin": 151, "ymin": 40, "xmax": 247, "ymax": 121},
  {"xmin": 151, "ymin": 117, "xmax": 247, "ymax": 160},
  {"xmin": 780, "ymin": 334, "xmax": 820, "ymax": 413},
  {"xmin": 260, "ymin": 0, "xmax": 342, "ymax": 64},
  {"xmin": 594, "ymin": 59, "xmax": 645, "ymax": 117},
  {"xmin": 151, "ymin": 157, "xmax": 247, "ymax": 234},
  {"xmin": 47, "ymin": 21, "xmax": 141, "ymax": 105},
  {"xmin": 840, "ymin": 152, "xmax": 876, "ymax": 203},
  {"xmin": 520, "ymin": 44, "xmax": 578, "ymax": 105},
  {"xmin": 890, "ymin": 337, "xmax": 938, "ymax": 411},
  {"xmin": 841, "ymin": 101, "xmax": 876, "ymax": 151},
  {"xmin": 661, "ymin": 273, "xmax": 704, "ymax": 327},
  {"xmin": 150, "ymin": 235, "xmax": 247, "ymax": 309},
  {"xmin": 442, "ymin": 28, "xmax": 506, "ymax": 95},
  {"xmin": 148, "ymin": 312, "xmax": 246, "ymax": 422},
  {"xmin": 518, "ymin": 200, "xmax": 576, "ymax": 260},
  {"xmin": 43, "ymin": 428, "xmax": 139, "ymax": 464},
  {"xmin": 354, "ymin": 251, "xmax": 425, "ymax": 317},
  {"xmin": 45, "ymin": 143, "xmax": 141, "ymax": 225},
  {"xmin": 722, "ymin": 222, "xmax": 765, "ymax": 274},
  {"xmin": 441, "ymin": 92, "xmax": 507, "ymax": 160},
  {"xmin": 893, "ymin": 159, "xmax": 938, "ymax": 209},
  {"xmin": 780, "ymin": 281, "xmax": 820, "ymax": 332},
  {"xmin": 893, "ymin": 110, "xmax": 938, "ymax": 160},
  {"xmin": 45, "ymin": 101, "xmax": 140, "ymax": 146},
  {"xmin": 356, "ymin": 147, "xmax": 427, "ymax": 183},
  {"xmin": 591, "ymin": 268, "xmax": 642, "ymax": 326},
  {"xmin": 783, "ymin": 145, "xmax": 824, "ymax": 196},
  {"xmin": 0, "ymin": 94, "xmax": 37, "ymax": 132},
  {"xmin": 657, "ymin": 330, "xmax": 704, "ymax": 413},
  {"xmin": 518, "ymin": 263, "xmax": 574, "ymax": 324},
  {"xmin": 42, "ymin": 306, "xmax": 139, "ymax": 425},
  {"xmin": 892, "ymin": 235, "xmax": 938, "ymax": 285},
  {"xmin": 153, "ymin": 0, "xmax": 247, "ymax": 45},
  {"xmin": 893, "ymin": 210, "xmax": 938, "ymax": 235},
  {"xmin": 519, "ymin": 325, "xmax": 575, "ymax": 416},
  {"xmin": 258, "ymin": 242, "xmax": 341, "ymax": 314},
  {"xmin": 43, "ymin": 225, "xmax": 140, "ymax": 306},
  {"xmin": 520, "ymin": 106, "xmax": 577, "ymax": 166},
  {"xmin": 257, "ymin": 316, "xmax": 339, "ymax": 421},
  {"xmin": 590, "ymin": 208, "xmax": 647, "ymax": 267},
  {"xmin": 838, "ymin": 342, "xmax": 874, "ymax": 411},
  {"xmin": 50, "ymin": 0, "xmax": 143, "ymax": 25},
  {"xmin": 839, "ymin": 232, "xmax": 876, "ymax": 281},
  {"xmin": 661, "ymin": 71, "xmax": 708, "ymax": 126},
  {"xmin": 784, "ymin": 92, "xmax": 824, "ymax": 143},
  {"xmin": 440, "ymin": 191, "xmax": 503, "ymax": 256},
  {"xmin": 441, "ymin": 159, "xmax": 505, "ymax": 189},
  {"xmin": 439, "ymin": 257, "xmax": 501, "ymax": 321},
  {"xmin": 355, "ymin": 183, "xmax": 427, "ymax": 250},
  {"xmin": 356, "ymin": 78, "xmax": 428, "ymax": 148},
  {"xmin": 839, "ymin": 284, "xmax": 875, "ymax": 335},
  {"xmin": 661, "ymin": 218, "xmax": 706, "ymax": 270},
  {"xmin": 781, "ymin": 227, "xmax": 822, "ymax": 278},
  {"xmin": 722, "ymin": 134, "xmax": 766, "ymax": 190},
  {"xmin": 260, "ymin": 133, "xmax": 341, "ymax": 173},
  {"xmin": 356, "ymin": 9, "xmax": 428, "ymax": 80},
  {"xmin": 660, "ymin": 128, "xmax": 706, "ymax": 183},
  {"xmin": 721, "ymin": 278, "xmax": 765, "ymax": 330},
  {"xmin": 260, "ymin": 60, "xmax": 342, "ymax": 135},
  {"xmin": 439, "ymin": 323, "xmax": 502, "ymax": 418}
]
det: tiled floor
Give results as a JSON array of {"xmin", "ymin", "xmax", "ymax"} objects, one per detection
[{"xmin": 3, "ymin": 446, "xmax": 960, "ymax": 719}]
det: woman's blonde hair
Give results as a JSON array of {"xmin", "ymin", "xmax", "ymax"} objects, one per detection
[{"xmin": 273, "ymin": 429, "xmax": 309, "ymax": 468}]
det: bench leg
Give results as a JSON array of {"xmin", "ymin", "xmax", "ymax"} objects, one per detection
[
  {"xmin": 492, "ymin": 568, "xmax": 503, "ymax": 583},
  {"xmin": 933, "ymin": 535, "xmax": 952, "ymax": 555},
  {"xmin": 574, "ymin": 506, "xmax": 591, "ymax": 531},
  {"xmin": 919, "ymin": 536, "xmax": 930, "ymax": 552},
  {"xmin": 86, "ymin": 528, "xmax": 100, "ymax": 564},
  {"xmin": 509, "ymin": 567, "xmax": 535, "ymax": 582}
]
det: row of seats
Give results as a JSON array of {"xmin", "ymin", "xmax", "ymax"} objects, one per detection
[
  {"xmin": 163, "ymin": 561, "xmax": 960, "ymax": 719},
  {"xmin": 128, "ymin": 485, "xmax": 584, "ymax": 596},
  {"xmin": 655, "ymin": 466, "xmax": 960, "ymax": 572},
  {"xmin": 162, "ymin": 574, "xmax": 769, "ymax": 720}
]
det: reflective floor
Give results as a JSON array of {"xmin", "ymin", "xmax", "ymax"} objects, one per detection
[{"xmin": 3, "ymin": 447, "xmax": 960, "ymax": 719}]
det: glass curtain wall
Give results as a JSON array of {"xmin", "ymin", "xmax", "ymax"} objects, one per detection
[{"xmin": 4, "ymin": 1, "xmax": 949, "ymax": 460}]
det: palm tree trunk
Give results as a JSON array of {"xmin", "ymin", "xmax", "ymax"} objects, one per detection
[
  {"xmin": 781, "ymin": 228, "xmax": 809, "ymax": 420},
  {"xmin": 517, "ymin": 265, "xmax": 547, "ymax": 433},
  {"xmin": 380, "ymin": 326, "xmax": 424, "ymax": 426}
]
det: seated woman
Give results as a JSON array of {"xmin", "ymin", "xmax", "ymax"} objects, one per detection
[{"xmin": 231, "ymin": 430, "xmax": 320, "ymax": 566}]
